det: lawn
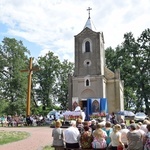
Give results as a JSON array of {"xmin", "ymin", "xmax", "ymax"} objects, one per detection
[
  {"xmin": 43, "ymin": 145, "xmax": 54, "ymax": 150},
  {"xmin": 0, "ymin": 130, "xmax": 30, "ymax": 145}
]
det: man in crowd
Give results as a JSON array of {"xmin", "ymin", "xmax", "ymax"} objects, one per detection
[{"xmin": 64, "ymin": 120, "xmax": 80, "ymax": 149}]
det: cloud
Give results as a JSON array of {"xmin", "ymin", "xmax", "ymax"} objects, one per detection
[{"xmin": 0, "ymin": 0, "xmax": 150, "ymax": 62}]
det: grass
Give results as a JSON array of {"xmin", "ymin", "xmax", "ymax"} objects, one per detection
[
  {"xmin": 0, "ymin": 130, "xmax": 30, "ymax": 145},
  {"xmin": 43, "ymin": 145, "xmax": 54, "ymax": 150}
]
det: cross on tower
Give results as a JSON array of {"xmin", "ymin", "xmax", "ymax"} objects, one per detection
[
  {"xmin": 21, "ymin": 57, "xmax": 39, "ymax": 116},
  {"xmin": 87, "ymin": 7, "xmax": 92, "ymax": 19}
]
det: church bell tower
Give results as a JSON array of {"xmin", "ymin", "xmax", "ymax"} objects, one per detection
[{"xmin": 68, "ymin": 7, "xmax": 124, "ymax": 114}]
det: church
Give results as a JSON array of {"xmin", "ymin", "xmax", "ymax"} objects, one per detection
[{"xmin": 68, "ymin": 8, "xmax": 124, "ymax": 117}]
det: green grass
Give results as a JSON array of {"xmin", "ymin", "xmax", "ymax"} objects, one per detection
[
  {"xmin": 43, "ymin": 145, "xmax": 54, "ymax": 150},
  {"xmin": 0, "ymin": 130, "xmax": 30, "ymax": 145}
]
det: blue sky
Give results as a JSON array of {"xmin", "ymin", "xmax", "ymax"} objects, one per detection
[{"xmin": 0, "ymin": 0, "xmax": 150, "ymax": 62}]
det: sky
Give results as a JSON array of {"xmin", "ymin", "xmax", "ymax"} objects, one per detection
[{"xmin": 0, "ymin": 0, "xmax": 150, "ymax": 62}]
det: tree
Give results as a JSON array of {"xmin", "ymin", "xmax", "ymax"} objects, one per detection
[
  {"xmin": 54, "ymin": 60, "xmax": 74, "ymax": 109},
  {"xmin": 0, "ymin": 37, "xmax": 30, "ymax": 115},
  {"xmin": 105, "ymin": 29, "xmax": 150, "ymax": 115},
  {"xmin": 33, "ymin": 52, "xmax": 61, "ymax": 111}
]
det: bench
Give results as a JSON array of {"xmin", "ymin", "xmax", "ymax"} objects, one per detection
[{"xmin": 52, "ymin": 146, "xmax": 106, "ymax": 150}]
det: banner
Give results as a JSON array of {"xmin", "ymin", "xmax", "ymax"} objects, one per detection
[
  {"xmin": 91, "ymin": 99, "xmax": 100, "ymax": 113},
  {"xmin": 72, "ymin": 97, "xmax": 79, "ymax": 111}
]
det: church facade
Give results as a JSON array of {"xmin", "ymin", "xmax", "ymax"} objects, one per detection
[{"xmin": 68, "ymin": 13, "xmax": 124, "ymax": 114}]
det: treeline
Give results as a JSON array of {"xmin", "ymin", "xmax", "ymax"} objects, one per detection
[
  {"xmin": 0, "ymin": 28, "xmax": 149, "ymax": 116},
  {"xmin": 105, "ymin": 28, "xmax": 150, "ymax": 115},
  {"xmin": 0, "ymin": 37, "xmax": 74, "ymax": 115}
]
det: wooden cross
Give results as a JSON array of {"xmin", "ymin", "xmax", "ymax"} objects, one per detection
[
  {"xmin": 21, "ymin": 57, "xmax": 39, "ymax": 116},
  {"xmin": 87, "ymin": 7, "xmax": 92, "ymax": 19}
]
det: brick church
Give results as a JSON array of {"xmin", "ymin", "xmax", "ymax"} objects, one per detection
[{"xmin": 68, "ymin": 8, "xmax": 124, "ymax": 115}]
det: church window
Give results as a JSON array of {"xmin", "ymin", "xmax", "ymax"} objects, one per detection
[
  {"xmin": 86, "ymin": 79, "xmax": 90, "ymax": 86},
  {"xmin": 82, "ymin": 38, "xmax": 92, "ymax": 53},
  {"xmin": 84, "ymin": 59, "xmax": 91, "ymax": 67},
  {"xmin": 85, "ymin": 41, "xmax": 90, "ymax": 52}
]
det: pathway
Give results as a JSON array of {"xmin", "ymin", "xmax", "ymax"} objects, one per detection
[{"xmin": 0, "ymin": 126, "xmax": 54, "ymax": 150}]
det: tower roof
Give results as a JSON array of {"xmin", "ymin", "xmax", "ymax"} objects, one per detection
[
  {"xmin": 84, "ymin": 18, "xmax": 96, "ymax": 31},
  {"xmin": 83, "ymin": 7, "xmax": 96, "ymax": 31}
]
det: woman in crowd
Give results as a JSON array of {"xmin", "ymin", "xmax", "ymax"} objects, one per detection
[
  {"xmin": 80, "ymin": 125, "xmax": 93, "ymax": 149},
  {"xmin": 144, "ymin": 123, "xmax": 150, "ymax": 150},
  {"xmin": 76, "ymin": 118, "xmax": 84, "ymax": 134},
  {"xmin": 110, "ymin": 124, "xmax": 124, "ymax": 150},
  {"xmin": 52, "ymin": 120, "xmax": 64, "ymax": 150},
  {"xmin": 120, "ymin": 123, "xmax": 129, "ymax": 149},
  {"xmin": 92, "ymin": 123, "xmax": 107, "ymax": 150},
  {"xmin": 103, "ymin": 121, "xmax": 113, "ymax": 147},
  {"xmin": 127, "ymin": 123, "xmax": 143, "ymax": 150}
]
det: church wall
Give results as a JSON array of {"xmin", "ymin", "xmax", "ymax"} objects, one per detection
[
  {"xmin": 106, "ymin": 80, "xmax": 123, "ymax": 113},
  {"xmin": 72, "ymin": 75, "xmax": 106, "ymax": 100}
]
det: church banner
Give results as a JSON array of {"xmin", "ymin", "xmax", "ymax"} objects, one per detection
[
  {"xmin": 91, "ymin": 98, "xmax": 100, "ymax": 113},
  {"xmin": 72, "ymin": 97, "xmax": 79, "ymax": 111}
]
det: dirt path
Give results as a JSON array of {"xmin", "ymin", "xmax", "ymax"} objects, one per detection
[{"xmin": 0, "ymin": 126, "xmax": 54, "ymax": 150}]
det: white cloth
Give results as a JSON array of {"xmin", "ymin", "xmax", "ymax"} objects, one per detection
[
  {"xmin": 120, "ymin": 129, "xmax": 129, "ymax": 144},
  {"xmin": 140, "ymin": 124, "xmax": 148, "ymax": 133},
  {"xmin": 64, "ymin": 126, "xmax": 80, "ymax": 143},
  {"xmin": 81, "ymin": 111, "xmax": 85, "ymax": 122},
  {"xmin": 74, "ymin": 106, "xmax": 81, "ymax": 111},
  {"xmin": 110, "ymin": 131, "xmax": 121, "ymax": 147}
]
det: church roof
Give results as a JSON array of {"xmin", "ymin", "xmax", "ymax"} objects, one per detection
[{"xmin": 83, "ymin": 17, "xmax": 96, "ymax": 32}]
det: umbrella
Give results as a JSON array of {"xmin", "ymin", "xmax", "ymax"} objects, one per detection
[{"xmin": 117, "ymin": 110, "xmax": 135, "ymax": 116}]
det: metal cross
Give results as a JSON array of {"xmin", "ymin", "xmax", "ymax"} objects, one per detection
[{"xmin": 87, "ymin": 7, "xmax": 92, "ymax": 19}]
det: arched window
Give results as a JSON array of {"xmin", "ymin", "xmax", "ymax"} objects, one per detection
[
  {"xmin": 86, "ymin": 79, "xmax": 90, "ymax": 86},
  {"xmin": 85, "ymin": 41, "xmax": 90, "ymax": 52},
  {"xmin": 82, "ymin": 38, "xmax": 92, "ymax": 53}
]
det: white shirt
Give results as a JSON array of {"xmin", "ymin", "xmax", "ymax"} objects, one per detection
[
  {"xmin": 120, "ymin": 129, "xmax": 129, "ymax": 144},
  {"xmin": 74, "ymin": 106, "xmax": 81, "ymax": 111},
  {"xmin": 64, "ymin": 126, "xmax": 80, "ymax": 143},
  {"xmin": 140, "ymin": 124, "xmax": 148, "ymax": 133},
  {"xmin": 110, "ymin": 131, "xmax": 121, "ymax": 147}
]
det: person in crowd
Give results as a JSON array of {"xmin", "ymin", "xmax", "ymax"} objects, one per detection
[
  {"xmin": 7, "ymin": 115, "xmax": 13, "ymax": 127},
  {"xmin": 64, "ymin": 120, "xmax": 80, "ymax": 149},
  {"xmin": 92, "ymin": 123, "xmax": 107, "ymax": 149},
  {"xmin": 80, "ymin": 125, "xmax": 93, "ymax": 149},
  {"xmin": 136, "ymin": 124, "xmax": 146, "ymax": 143},
  {"xmin": 127, "ymin": 120, "xmax": 135, "ymax": 130},
  {"xmin": 26, "ymin": 115, "xmax": 32, "ymax": 126},
  {"xmin": 83, "ymin": 121, "xmax": 92, "ymax": 133},
  {"xmin": 141, "ymin": 120, "xmax": 150, "ymax": 134},
  {"xmin": 1, "ymin": 115, "xmax": 8, "ymax": 127},
  {"xmin": 110, "ymin": 124, "xmax": 124, "ymax": 150},
  {"xmin": 106, "ymin": 113, "xmax": 112, "ymax": 122},
  {"xmin": 103, "ymin": 121, "xmax": 113, "ymax": 146},
  {"xmin": 144, "ymin": 123, "xmax": 150, "ymax": 150},
  {"xmin": 127, "ymin": 123, "xmax": 143, "ymax": 150},
  {"xmin": 76, "ymin": 118, "xmax": 84, "ymax": 134},
  {"xmin": 110, "ymin": 112, "xmax": 118, "ymax": 125},
  {"xmin": 120, "ymin": 123, "xmax": 129, "ymax": 149},
  {"xmin": 52, "ymin": 120, "xmax": 64, "ymax": 150},
  {"xmin": 14, "ymin": 114, "xmax": 19, "ymax": 126},
  {"xmin": 90, "ymin": 119, "xmax": 97, "ymax": 132},
  {"xmin": 74, "ymin": 103, "xmax": 81, "ymax": 112}
]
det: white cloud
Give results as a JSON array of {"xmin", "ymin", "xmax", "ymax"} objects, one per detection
[{"xmin": 0, "ymin": 0, "xmax": 150, "ymax": 62}]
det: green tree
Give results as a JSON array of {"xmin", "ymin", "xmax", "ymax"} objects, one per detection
[
  {"xmin": 0, "ymin": 37, "xmax": 30, "ymax": 115},
  {"xmin": 34, "ymin": 52, "xmax": 61, "ymax": 111},
  {"xmin": 54, "ymin": 60, "xmax": 74, "ymax": 110},
  {"xmin": 105, "ymin": 29, "xmax": 150, "ymax": 115}
]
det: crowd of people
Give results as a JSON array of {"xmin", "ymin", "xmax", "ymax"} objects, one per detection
[
  {"xmin": 0, "ymin": 114, "xmax": 47, "ymax": 127},
  {"xmin": 52, "ymin": 117, "xmax": 150, "ymax": 150}
]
